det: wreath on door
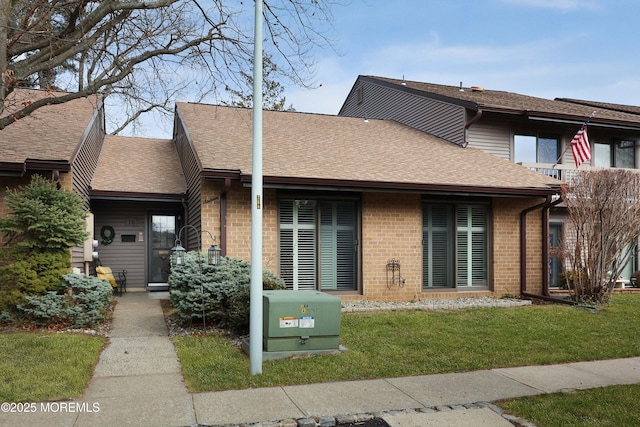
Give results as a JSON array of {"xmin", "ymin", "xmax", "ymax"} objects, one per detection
[{"xmin": 100, "ymin": 225, "xmax": 115, "ymax": 245}]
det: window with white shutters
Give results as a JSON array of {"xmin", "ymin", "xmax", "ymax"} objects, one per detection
[
  {"xmin": 423, "ymin": 202, "xmax": 489, "ymax": 290},
  {"xmin": 279, "ymin": 198, "xmax": 358, "ymax": 291}
]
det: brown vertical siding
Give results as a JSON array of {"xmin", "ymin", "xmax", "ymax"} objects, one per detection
[
  {"xmin": 200, "ymin": 179, "xmax": 221, "ymax": 251},
  {"xmin": 173, "ymin": 112, "xmax": 202, "ymax": 247},
  {"xmin": 71, "ymin": 105, "xmax": 105, "ymax": 208},
  {"xmin": 69, "ymin": 104, "xmax": 105, "ymax": 270},
  {"xmin": 340, "ymin": 80, "xmax": 467, "ymax": 145}
]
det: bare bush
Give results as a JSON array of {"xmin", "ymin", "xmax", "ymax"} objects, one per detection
[{"xmin": 561, "ymin": 169, "xmax": 640, "ymax": 303}]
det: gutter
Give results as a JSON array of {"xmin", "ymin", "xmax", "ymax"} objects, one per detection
[
  {"xmin": 520, "ymin": 196, "xmax": 551, "ymax": 296},
  {"xmin": 463, "ymin": 109, "xmax": 482, "ymax": 147},
  {"xmin": 241, "ymin": 174, "xmax": 558, "ymax": 197},
  {"xmin": 520, "ymin": 194, "xmax": 575, "ymax": 305}
]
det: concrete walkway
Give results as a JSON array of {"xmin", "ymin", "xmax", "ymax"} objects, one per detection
[{"xmin": 3, "ymin": 291, "xmax": 640, "ymax": 427}]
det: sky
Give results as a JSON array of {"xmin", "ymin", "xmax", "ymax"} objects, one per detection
[{"xmin": 127, "ymin": 0, "xmax": 640, "ymax": 137}]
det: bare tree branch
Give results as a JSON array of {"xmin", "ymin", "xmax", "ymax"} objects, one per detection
[{"xmin": 0, "ymin": 0, "xmax": 341, "ymax": 133}]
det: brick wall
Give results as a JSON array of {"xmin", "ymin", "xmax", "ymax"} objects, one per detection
[
  {"xmin": 493, "ymin": 197, "xmax": 546, "ymax": 297},
  {"xmin": 360, "ymin": 192, "xmax": 423, "ymax": 301},
  {"xmin": 201, "ymin": 180, "xmax": 279, "ymax": 274},
  {"xmin": 209, "ymin": 185, "xmax": 549, "ymax": 302}
]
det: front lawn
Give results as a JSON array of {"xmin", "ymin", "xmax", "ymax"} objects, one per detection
[
  {"xmin": 174, "ymin": 294, "xmax": 640, "ymax": 391},
  {"xmin": 499, "ymin": 384, "xmax": 640, "ymax": 426},
  {"xmin": 0, "ymin": 333, "xmax": 104, "ymax": 402}
]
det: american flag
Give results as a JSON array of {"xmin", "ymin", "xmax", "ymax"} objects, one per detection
[{"xmin": 570, "ymin": 121, "xmax": 591, "ymax": 168}]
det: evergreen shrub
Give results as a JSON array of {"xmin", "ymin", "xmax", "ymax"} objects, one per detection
[
  {"xmin": 169, "ymin": 254, "xmax": 285, "ymax": 334},
  {"xmin": 0, "ymin": 174, "xmax": 89, "ymax": 311},
  {"xmin": 16, "ymin": 273, "xmax": 113, "ymax": 328},
  {"xmin": 0, "ymin": 251, "xmax": 70, "ymax": 311}
]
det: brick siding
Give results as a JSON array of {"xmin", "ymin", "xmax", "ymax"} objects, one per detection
[{"xmin": 203, "ymin": 183, "xmax": 548, "ymax": 302}]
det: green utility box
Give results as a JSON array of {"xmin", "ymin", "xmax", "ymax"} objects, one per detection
[{"xmin": 263, "ymin": 290, "xmax": 341, "ymax": 352}]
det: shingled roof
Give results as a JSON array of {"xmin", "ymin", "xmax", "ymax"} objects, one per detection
[
  {"xmin": 364, "ymin": 76, "xmax": 640, "ymax": 128},
  {"xmin": 176, "ymin": 103, "xmax": 560, "ymax": 196},
  {"xmin": 90, "ymin": 135, "xmax": 186, "ymax": 198},
  {"xmin": 557, "ymin": 98, "xmax": 640, "ymax": 116},
  {"xmin": 0, "ymin": 89, "xmax": 101, "ymax": 165}
]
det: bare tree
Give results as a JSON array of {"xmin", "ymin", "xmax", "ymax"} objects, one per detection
[
  {"xmin": 0, "ymin": 0, "xmax": 338, "ymax": 133},
  {"xmin": 560, "ymin": 169, "xmax": 640, "ymax": 304}
]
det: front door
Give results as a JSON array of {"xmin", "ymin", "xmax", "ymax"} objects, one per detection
[{"xmin": 148, "ymin": 214, "xmax": 178, "ymax": 290}]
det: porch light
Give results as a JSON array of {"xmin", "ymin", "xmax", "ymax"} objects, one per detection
[
  {"xmin": 171, "ymin": 240, "xmax": 186, "ymax": 265},
  {"xmin": 208, "ymin": 243, "xmax": 222, "ymax": 266},
  {"xmin": 172, "ymin": 226, "xmax": 221, "ymax": 267}
]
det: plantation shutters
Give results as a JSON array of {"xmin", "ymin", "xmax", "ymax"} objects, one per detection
[
  {"xmin": 320, "ymin": 201, "xmax": 357, "ymax": 290},
  {"xmin": 279, "ymin": 200, "xmax": 317, "ymax": 290},
  {"xmin": 456, "ymin": 205, "xmax": 488, "ymax": 287},
  {"xmin": 280, "ymin": 199, "xmax": 357, "ymax": 291},
  {"xmin": 423, "ymin": 203, "xmax": 489, "ymax": 289},
  {"xmin": 422, "ymin": 205, "xmax": 454, "ymax": 288}
]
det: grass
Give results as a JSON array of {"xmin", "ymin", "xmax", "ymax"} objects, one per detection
[
  {"xmin": 0, "ymin": 332, "xmax": 104, "ymax": 402},
  {"xmin": 499, "ymin": 384, "xmax": 640, "ymax": 426},
  {"xmin": 173, "ymin": 294, "xmax": 640, "ymax": 391}
]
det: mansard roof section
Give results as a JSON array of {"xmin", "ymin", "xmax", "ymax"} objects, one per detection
[{"xmin": 350, "ymin": 76, "xmax": 640, "ymax": 129}]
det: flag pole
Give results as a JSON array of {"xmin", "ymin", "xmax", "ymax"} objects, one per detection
[{"xmin": 552, "ymin": 111, "xmax": 596, "ymax": 168}]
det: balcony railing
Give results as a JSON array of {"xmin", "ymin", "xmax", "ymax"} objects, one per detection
[
  {"xmin": 517, "ymin": 162, "xmax": 640, "ymax": 183},
  {"xmin": 517, "ymin": 162, "xmax": 573, "ymax": 181}
]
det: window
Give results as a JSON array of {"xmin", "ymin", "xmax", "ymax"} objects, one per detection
[
  {"xmin": 423, "ymin": 203, "xmax": 489, "ymax": 289},
  {"xmin": 279, "ymin": 199, "xmax": 358, "ymax": 291},
  {"xmin": 514, "ymin": 134, "xmax": 559, "ymax": 177},
  {"xmin": 549, "ymin": 223, "xmax": 563, "ymax": 288},
  {"xmin": 594, "ymin": 139, "xmax": 635, "ymax": 168}
]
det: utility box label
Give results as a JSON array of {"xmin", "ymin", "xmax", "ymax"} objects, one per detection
[
  {"xmin": 279, "ymin": 317, "xmax": 299, "ymax": 328},
  {"xmin": 299, "ymin": 316, "xmax": 315, "ymax": 328}
]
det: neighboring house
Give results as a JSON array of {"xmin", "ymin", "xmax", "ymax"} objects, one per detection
[
  {"xmin": 339, "ymin": 76, "xmax": 640, "ymax": 289},
  {"xmin": 0, "ymin": 89, "xmax": 104, "ymax": 271}
]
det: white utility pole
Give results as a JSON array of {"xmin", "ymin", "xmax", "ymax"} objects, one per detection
[{"xmin": 249, "ymin": 0, "xmax": 264, "ymax": 375}]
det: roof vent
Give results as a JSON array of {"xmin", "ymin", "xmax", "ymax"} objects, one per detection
[
  {"xmin": 459, "ymin": 82, "xmax": 464, "ymax": 92},
  {"xmin": 470, "ymin": 86, "xmax": 485, "ymax": 92}
]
